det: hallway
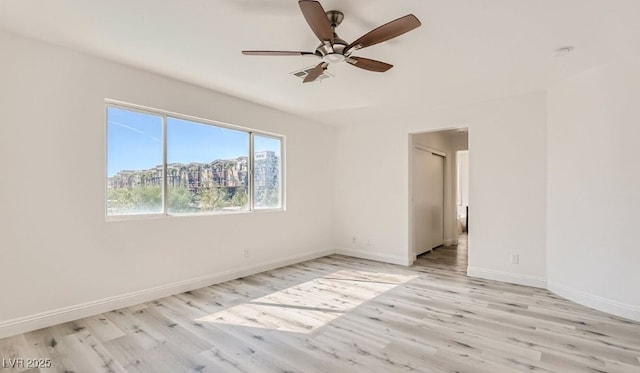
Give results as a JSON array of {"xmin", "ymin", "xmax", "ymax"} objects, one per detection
[{"xmin": 416, "ymin": 234, "xmax": 468, "ymax": 274}]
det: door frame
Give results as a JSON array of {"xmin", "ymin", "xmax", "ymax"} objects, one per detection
[{"xmin": 408, "ymin": 127, "xmax": 470, "ymax": 265}]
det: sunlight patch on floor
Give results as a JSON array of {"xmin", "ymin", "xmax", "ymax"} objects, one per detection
[{"xmin": 196, "ymin": 269, "xmax": 417, "ymax": 333}]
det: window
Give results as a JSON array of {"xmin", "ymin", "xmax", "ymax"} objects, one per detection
[
  {"xmin": 106, "ymin": 104, "xmax": 284, "ymax": 217},
  {"xmin": 167, "ymin": 117, "xmax": 250, "ymax": 214},
  {"xmin": 106, "ymin": 108, "xmax": 163, "ymax": 216}
]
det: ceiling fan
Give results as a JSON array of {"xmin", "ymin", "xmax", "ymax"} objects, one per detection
[{"xmin": 242, "ymin": 0, "xmax": 421, "ymax": 83}]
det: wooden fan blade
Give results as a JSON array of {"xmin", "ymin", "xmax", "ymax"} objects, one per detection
[
  {"xmin": 299, "ymin": 0, "xmax": 334, "ymax": 44},
  {"xmin": 347, "ymin": 56, "xmax": 393, "ymax": 72},
  {"xmin": 347, "ymin": 14, "xmax": 421, "ymax": 52},
  {"xmin": 303, "ymin": 62, "xmax": 328, "ymax": 83},
  {"xmin": 242, "ymin": 50, "xmax": 317, "ymax": 56}
]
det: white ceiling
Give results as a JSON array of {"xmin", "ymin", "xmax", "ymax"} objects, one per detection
[{"xmin": 1, "ymin": 0, "xmax": 639, "ymax": 126}]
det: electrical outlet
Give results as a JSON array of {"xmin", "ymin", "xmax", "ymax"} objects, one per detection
[
  {"xmin": 352, "ymin": 236, "xmax": 356, "ymax": 244},
  {"xmin": 511, "ymin": 254, "xmax": 519, "ymax": 264},
  {"xmin": 366, "ymin": 239, "xmax": 371, "ymax": 247},
  {"xmin": 244, "ymin": 248, "xmax": 250, "ymax": 258}
]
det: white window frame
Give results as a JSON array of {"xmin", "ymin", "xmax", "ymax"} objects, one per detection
[{"xmin": 105, "ymin": 100, "xmax": 285, "ymax": 220}]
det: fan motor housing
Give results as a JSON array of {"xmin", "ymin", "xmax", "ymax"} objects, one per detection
[{"xmin": 316, "ymin": 36, "xmax": 350, "ymax": 62}]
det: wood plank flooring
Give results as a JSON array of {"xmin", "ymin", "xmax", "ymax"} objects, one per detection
[{"xmin": 2, "ymin": 236, "xmax": 640, "ymax": 372}]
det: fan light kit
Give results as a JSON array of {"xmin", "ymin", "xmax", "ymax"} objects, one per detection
[
  {"xmin": 323, "ymin": 53, "xmax": 346, "ymax": 64},
  {"xmin": 242, "ymin": 0, "xmax": 421, "ymax": 83}
]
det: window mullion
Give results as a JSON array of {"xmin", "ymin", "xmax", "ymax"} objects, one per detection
[
  {"xmin": 162, "ymin": 114, "xmax": 168, "ymax": 215},
  {"xmin": 249, "ymin": 132, "xmax": 255, "ymax": 211}
]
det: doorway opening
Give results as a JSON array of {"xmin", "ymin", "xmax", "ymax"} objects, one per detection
[{"xmin": 409, "ymin": 128, "xmax": 469, "ymax": 268}]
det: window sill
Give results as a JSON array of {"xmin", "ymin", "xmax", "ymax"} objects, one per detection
[{"xmin": 105, "ymin": 207, "xmax": 285, "ymax": 222}]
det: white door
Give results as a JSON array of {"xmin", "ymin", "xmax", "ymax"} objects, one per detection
[{"xmin": 413, "ymin": 147, "xmax": 445, "ymax": 255}]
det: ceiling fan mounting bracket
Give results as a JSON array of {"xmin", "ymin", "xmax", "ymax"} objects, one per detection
[{"xmin": 326, "ymin": 10, "xmax": 344, "ymax": 27}]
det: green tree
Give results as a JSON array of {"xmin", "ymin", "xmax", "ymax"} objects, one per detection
[
  {"xmin": 107, "ymin": 188, "xmax": 134, "ymax": 212},
  {"xmin": 108, "ymin": 185, "xmax": 162, "ymax": 214},
  {"xmin": 199, "ymin": 186, "xmax": 222, "ymax": 211},
  {"xmin": 131, "ymin": 185, "xmax": 162, "ymax": 211},
  {"xmin": 168, "ymin": 186, "xmax": 195, "ymax": 213},
  {"xmin": 230, "ymin": 187, "xmax": 248, "ymax": 208}
]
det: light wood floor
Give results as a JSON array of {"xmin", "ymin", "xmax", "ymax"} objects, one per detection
[{"xmin": 2, "ymin": 236, "xmax": 640, "ymax": 372}]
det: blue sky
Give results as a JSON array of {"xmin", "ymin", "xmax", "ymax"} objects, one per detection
[{"xmin": 107, "ymin": 107, "xmax": 280, "ymax": 176}]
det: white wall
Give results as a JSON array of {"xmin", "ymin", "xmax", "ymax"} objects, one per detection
[
  {"xmin": 412, "ymin": 131, "xmax": 468, "ymax": 247},
  {"xmin": 334, "ymin": 92, "xmax": 547, "ymax": 287},
  {"xmin": 547, "ymin": 56, "xmax": 640, "ymax": 321},
  {"xmin": 0, "ymin": 31, "xmax": 335, "ymax": 336}
]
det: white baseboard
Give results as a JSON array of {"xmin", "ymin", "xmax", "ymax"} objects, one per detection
[
  {"xmin": 336, "ymin": 247, "xmax": 412, "ymax": 266},
  {"xmin": 547, "ymin": 281, "xmax": 640, "ymax": 322},
  {"xmin": 0, "ymin": 248, "xmax": 335, "ymax": 339},
  {"xmin": 467, "ymin": 266, "xmax": 546, "ymax": 288}
]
